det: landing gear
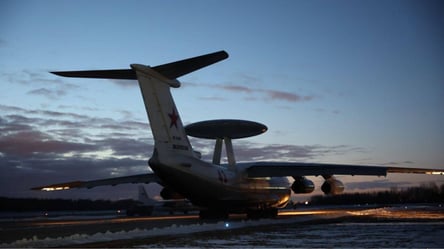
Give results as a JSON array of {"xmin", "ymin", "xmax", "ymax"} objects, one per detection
[
  {"xmin": 247, "ymin": 208, "xmax": 278, "ymax": 219},
  {"xmin": 199, "ymin": 208, "xmax": 278, "ymax": 220},
  {"xmin": 199, "ymin": 209, "xmax": 229, "ymax": 220}
]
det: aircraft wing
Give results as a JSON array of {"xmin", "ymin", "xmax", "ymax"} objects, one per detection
[
  {"xmin": 245, "ymin": 162, "xmax": 444, "ymax": 178},
  {"xmin": 31, "ymin": 173, "xmax": 162, "ymax": 191}
]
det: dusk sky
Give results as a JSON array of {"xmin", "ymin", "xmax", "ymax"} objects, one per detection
[{"xmin": 1, "ymin": 0, "xmax": 443, "ymax": 200}]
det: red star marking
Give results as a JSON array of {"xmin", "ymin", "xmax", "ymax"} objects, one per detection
[{"xmin": 168, "ymin": 108, "xmax": 179, "ymax": 129}]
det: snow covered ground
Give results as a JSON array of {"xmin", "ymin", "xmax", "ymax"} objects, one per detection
[
  {"xmin": 159, "ymin": 222, "xmax": 444, "ymax": 248},
  {"xmin": 1, "ymin": 206, "xmax": 443, "ymax": 248},
  {"xmin": 1, "ymin": 217, "xmax": 313, "ymax": 248}
]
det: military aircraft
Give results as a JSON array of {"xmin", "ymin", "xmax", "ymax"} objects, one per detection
[{"xmin": 33, "ymin": 51, "xmax": 443, "ymax": 219}]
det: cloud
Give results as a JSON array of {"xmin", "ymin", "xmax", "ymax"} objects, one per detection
[
  {"xmin": 218, "ymin": 84, "xmax": 253, "ymax": 93},
  {"xmin": 9, "ymin": 68, "xmax": 311, "ymax": 103},
  {"xmin": 189, "ymin": 138, "xmax": 362, "ymax": 163},
  {"xmin": 234, "ymin": 143, "xmax": 319, "ymax": 161},
  {"xmin": 1, "ymin": 70, "xmax": 65, "ymax": 85},
  {"xmin": 381, "ymin": 161, "xmax": 414, "ymax": 166},
  {"xmin": 0, "ymin": 130, "xmax": 95, "ymax": 157},
  {"xmin": 345, "ymin": 179, "xmax": 414, "ymax": 191},
  {"xmin": 234, "ymin": 72, "xmax": 262, "ymax": 84},
  {"xmin": 27, "ymin": 87, "xmax": 67, "ymax": 100},
  {"xmin": 186, "ymin": 82, "xmax": 314, "ymax": 103},
  {"xmin": 108, "ymin": 79, "xmax": 138, "ymax": 88},
  {"xmin": 0, "ymin": 104, "xmax": 146, "ymax": 133},
  {"xmin": 0, "ymin": 104, "xmax": 387, "ymax": 200},
  {"xmin": 315, "ymin": 108, "xmax": 341, "ymax": 115},
  {"xmin": 264, "ymin": 89, "xmax": 314, "ymax": 102},
  {"xmin": 92, "ymin": 137, "xmax": 153, "ymax": 157},
  {"xmin": 0, "ymin": 152, "xmax": 149, "ymax": 199},
  {"xmin": 198, "ymin": 96, "xmax": 227, "ymax": 101},
  {"xmin": 1, "ymin": 113, "xmax": 152, "ymax": 155},
  {"xmin": 0, "ymin": 106, "xmax": 155, "ymax": 199},
  {"xmin": 0, "ymin": 116, "xmax": 33, "ymax": 133},
  {"xmin": 0, "ymin": 103, "xmax": 360, "ymax": 199}
]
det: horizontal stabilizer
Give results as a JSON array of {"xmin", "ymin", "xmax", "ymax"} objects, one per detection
[
  {"xmin": 51, "ymin": 50, "xmax": 229, "ymax": 80},
  {"xmin": 52, "ymin": 69, "xmax": 136, "ymax": 79},
  {"xmin": 153, "ymin": 50, "xmax": 228, "ymax": 79}
]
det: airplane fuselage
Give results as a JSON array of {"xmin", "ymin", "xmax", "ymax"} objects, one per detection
[{"xmin": 149, "ymin": 151, "xmax": 291, "ymax": 213}]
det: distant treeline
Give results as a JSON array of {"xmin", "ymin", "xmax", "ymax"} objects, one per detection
[
  {"xmin": 310, "ymin": 183, "xmax": 444, "ymax": 205},
  {"xmin": 1, "ymin": 183, "xmax": 443, "ymax": 211},
  {"xmin": 0, "ymin": 197, "xmax": 138, "ymax": 212}
]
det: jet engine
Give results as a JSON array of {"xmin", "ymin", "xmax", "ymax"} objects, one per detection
[
  {"xmin": 160, "ymin": 187, "xmax": 184, "ymax": 200},
  {"xmin": 321, "ymin": 176, "xmax": 344, "ymax": 195},
  {"xmin": 291, "ymin": 176, "xmax": 315, "ymax": 194}
]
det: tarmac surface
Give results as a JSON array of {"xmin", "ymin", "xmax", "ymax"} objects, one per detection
[{"xmin": 1, "ymin": 205, "xmax": 443, "ymax": 248}]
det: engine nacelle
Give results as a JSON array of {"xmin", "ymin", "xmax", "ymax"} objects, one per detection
[
  {"xmin": 291, "ymin": 176, "xmax": 315, "ymax": 194},
  {"xmin": 321, "ymin": 178, "xmax": 345, "ymax": 195},
  {"xmin": 160, "ymin": 187, "xmax": 184, "ymax": 200}
]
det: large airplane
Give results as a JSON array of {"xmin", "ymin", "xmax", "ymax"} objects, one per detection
[{"xmin": 33, "ymin": 51, "xmax": 443, "ymax": 219}]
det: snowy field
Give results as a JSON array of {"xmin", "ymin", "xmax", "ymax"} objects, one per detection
[
  {"xmin": 142, "ymin": 221, "xmax": 444, "ymax": 248},
  {"xmin": 1, "ymin": 206, "xmax": 443, "ymax": 248}
]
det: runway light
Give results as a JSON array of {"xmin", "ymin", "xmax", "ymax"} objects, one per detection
[{"xmin": 224, "ymin": 222, "xmax": 230, "ymax": 228}]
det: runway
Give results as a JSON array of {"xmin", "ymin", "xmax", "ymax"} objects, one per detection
[{"xmin": 1, "ymin": 205, "xmax": 443, "ymax": 248}]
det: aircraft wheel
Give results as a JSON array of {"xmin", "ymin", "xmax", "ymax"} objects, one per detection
[
  {"xmin": 247, "ymin": 208, "xmax": 278, "ymax": 219},
  {"xmin": 199, "ymin": 210, "xmax": 229, "ymax": 220}
]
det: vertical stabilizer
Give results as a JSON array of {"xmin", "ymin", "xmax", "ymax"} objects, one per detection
[
  {"xmin": 138, "ymin": 185, "xmax": 156, "ymax": 205},
  {"xmin": 50, "ymin": 51, "xmax": 229, "ymax": 160},
  {"xmin": 131, "ymin": 64, "xmax": 193, "ymax": 157}
]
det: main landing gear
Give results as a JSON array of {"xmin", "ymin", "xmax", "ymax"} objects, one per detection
[
  {"xmin": 199, "ymin": 208, "xmax": 278, "ymax": 220},
  {"xmin": 246, "ymin": 208, "xmax": 278, "ymax": 219},
  {"xmin": 199, "ymin": 209, "xmax": 229, "ymax": 220}
]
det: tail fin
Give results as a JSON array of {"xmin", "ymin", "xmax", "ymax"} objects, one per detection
[
  {"xmin": 138, "ymin": 185, "xmax": 156, "ymax": 205},
  {"xmin": 131, "ymin": 64, "xmax": 193, "ymax": 157},
  {"xmin": 51, "ymin": 51, "xmax": 229, "ymax": 158}
]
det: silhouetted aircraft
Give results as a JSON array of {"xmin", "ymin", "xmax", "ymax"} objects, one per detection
[
  {"xmin": 33, "ymin": 51, "xmax": 443, "ymax": 219},
  {"xmin": 126, "ymin": 185, "xmax": 195, "ymax": 216}
]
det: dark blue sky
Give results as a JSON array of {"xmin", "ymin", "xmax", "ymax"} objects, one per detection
[{"xmin": 1, "ymin": 0, "xmax": 443, "ymax": 200}]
